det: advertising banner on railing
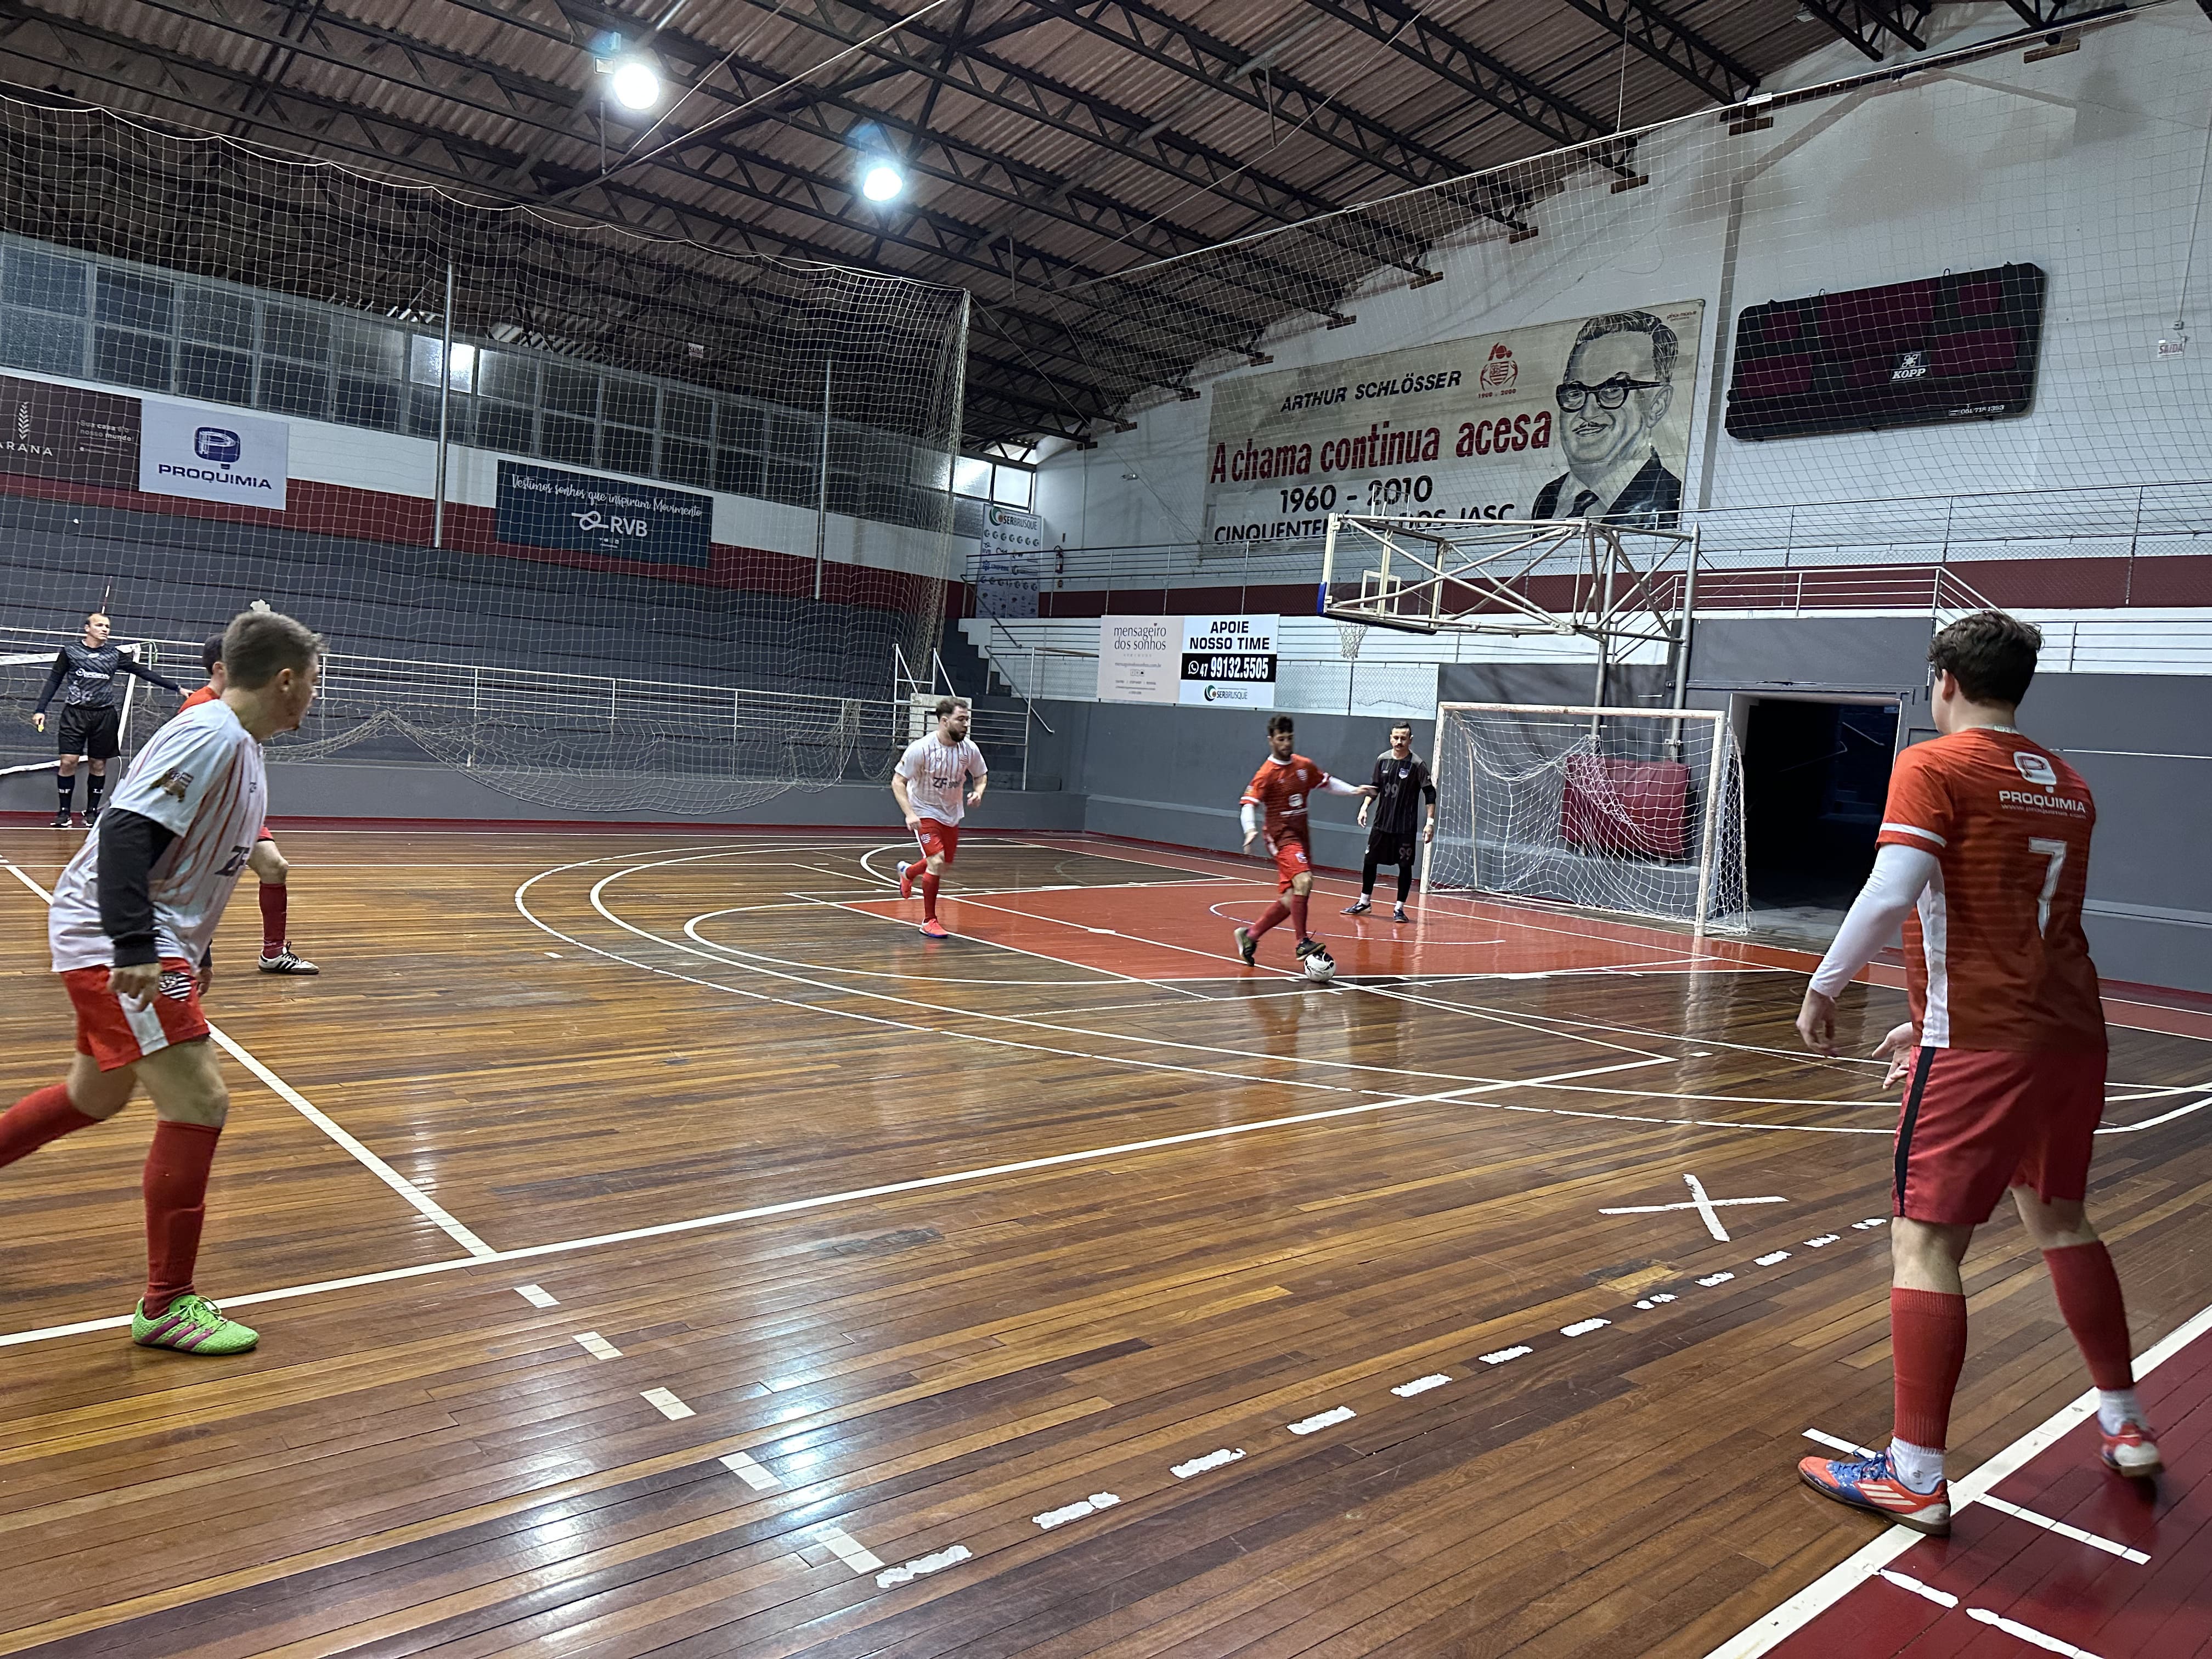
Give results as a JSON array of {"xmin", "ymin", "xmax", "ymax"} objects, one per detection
[
  {"xmin": 1200, "ymin": 301, "xmax": 1705, "ymax": 546},
  {"xmin": 495, "ymin": 460, "xmax": 710, "ymax": 567},
  {"xmin": 976, "ymin": 503, "xmax": 1045, "ymax": 619},
  {"xmin": 0, "ymin": 374, "xmax": 140, "ymax": 489},
  {"xmin": 1096, "ymin": 613, "xmax": 1278, "ymax": 708},
  {"xmin": 140, "ymin": 400, "xmax": 290, "ymax": 510}
]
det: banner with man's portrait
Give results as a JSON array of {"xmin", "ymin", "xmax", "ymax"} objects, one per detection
[{"xmin": 1200, "ymin": 301, "xmax": 1705, "ymax": 547}]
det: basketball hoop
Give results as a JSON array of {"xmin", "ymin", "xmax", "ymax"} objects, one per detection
[{"xmin": 1335, "ymin": 620, "xmax": 1369, "ymax": 661}]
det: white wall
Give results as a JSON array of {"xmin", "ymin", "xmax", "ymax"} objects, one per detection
[{"xmin": 1037, "ymin": 4, "xmax": 2212, "ymax": 563}]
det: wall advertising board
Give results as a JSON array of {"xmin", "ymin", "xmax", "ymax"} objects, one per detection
[
  {"xmin": 495, "ymin": 460, "xmax": 710, "ymax": 566},
  {"xmin": 1201, "ymin": 301, "xmax": 1705, "ymax": 543},
  {"xmin": 976, "ymin": 503, "xmax": 1046, "ymax": 619},
  {"xmin": 0, "ymin": 374, "xmax": 139, "ymax": 489},
  {"xmin": 1096, "ymin": 615, "xmax": 1180, "ymax": 705},
  {"xmin": 139, "ymin": 401, "xmax": 289, "ymax": 510},
  {"xmin": 1177, "ymin": 613, "xmax": 1277, "ymax": 708}
]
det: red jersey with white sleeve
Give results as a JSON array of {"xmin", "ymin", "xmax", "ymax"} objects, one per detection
[
  {"xmin": 1242, "ymin": 754, "xmax": 1332, "ymax": 849},
  {"xmin": 47, "ymin": 699, "xmax": 267, "ymax": 973},
  {"xmin": 895, "ymin": 735, "xmax": 986, "ymax": 826},
  {"xmin": 1875, "ymin": 726, "xmax": 2103, "ymax": 1052}
]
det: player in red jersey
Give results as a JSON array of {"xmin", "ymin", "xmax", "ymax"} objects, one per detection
[
  {"xmin": 1234, "ymin": 714, "xmax": 1372, "ymax": 970},
  {"xmin": 1792, "ymin": 612, "xmax": 2153, "ymax": 1536},
  {"xmin": 181, "ymin": 634, "xmax": 317, "ymax": 974},
  {"xmin": 0, "ymin": 611, "xmax": 320, "ymax": 1356}
]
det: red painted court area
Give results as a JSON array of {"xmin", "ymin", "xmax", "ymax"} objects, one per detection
[
  {"xmin": 843, "ymin": 869, "xmax": 1780, "ymax": 981},
  {"xmin": 1751, "ymin": 1314, "xmax": 2212, "ymax": 1659}
]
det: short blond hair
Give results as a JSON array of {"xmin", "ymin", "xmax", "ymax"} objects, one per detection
[{"xmin": 221, "ymin": 610, "xmax": 323, "ymax": 690}]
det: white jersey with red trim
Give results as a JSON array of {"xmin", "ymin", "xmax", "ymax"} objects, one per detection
[
  {"xmin": 895, "ymin": 734, "xmax": 986, "ymax": 826},
  {"xmin": 48, "ymin": 700, "xmax": 267, "ymax": 972}
]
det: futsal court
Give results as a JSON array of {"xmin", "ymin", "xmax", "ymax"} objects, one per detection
[{"xmin": 2, "ymin": 822, "xmax": 2207, "ymax": 1657}]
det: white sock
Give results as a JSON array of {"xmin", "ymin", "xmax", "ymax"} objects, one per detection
[
  {"xmin": 1888, "ymin": 1437, "xmax": 1946, "ymax": 1493},
  {"xmin": 2097, "ymin": 1389, "xmax": 2145, "ymax": 1435}
]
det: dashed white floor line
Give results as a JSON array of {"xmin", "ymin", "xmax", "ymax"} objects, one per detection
[
  {"xmin": 1965, "ymin": 1606, "xmax": 2108, "ymax": 1658},
  {"xmin": 876, "ymin": 1544, "xmax": 970, "ymax": 1588},
  {"xmin": 572, "ymin": 1331, "xmax": 622, "ymax": 1360},
  {"xmin": 1878, "ymin": 1568, "xmax": 1957, "ymax": 1608},
  {"xmin": 1392, "ymin": 1374, "xmax": 1452, "ymax": 1398},
  {"xmin": 515, "ymin": 1284, "xmax": 558, "ymax": 1308},
  {"xmin": 1756, "ymin": 1250, "xmax": 1791, "ymax": 1266},
  {"xmin": 641, "ymin": 1387, "xmax": 693, "ymax": 1420},
  {"xmin": 720, "ymin": 1451, "xmax": 781, "ymax": 1491},
  {"xmin": 1034, "ymin": 1493, "xmax": 1120, "ymax": 1530},
  {"xmin": 817, "ymin": 1526, "xmax": 885, "ymax": 1575},
  {"xmin": 1975, "ymin": 1493, "xmax": 2151, "ymax": 1564},
  {"xmin": 1172, "ymin": 1448, "xmax": 1245, "ymax": 1479},
  {"xmin": 1560, "ymin": 1318, "xmax": 1610, "ymax": 1338},
  {"xmin": 1288, "ymin": 1406, "xmax": 1356, "ymax": 1435},
  {"xmin": 1805, "ymin": 1235, "xmax": 1841, "ymax": 1248},
  {"xmin": 1480, "ymin": 1345, "xmax": 1533, "ymax": 1365}
]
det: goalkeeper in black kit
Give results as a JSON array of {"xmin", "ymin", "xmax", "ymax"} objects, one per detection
[{"xmin": 1344, "ymin": 721, "xmax": 1436, "ymax": 923}]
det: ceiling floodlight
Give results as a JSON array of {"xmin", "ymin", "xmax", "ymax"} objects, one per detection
[
  {"xmin": 860, "ymin": 160, "xmax": 905, "ymax": 202},
  {"xmin": 608, "ymin": 58, "xmax": 662, "ymax": 111}
]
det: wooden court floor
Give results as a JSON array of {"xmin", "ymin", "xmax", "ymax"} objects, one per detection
[{"xmin": 0, "ymin": 825, "xmax": 2207, "ymax": 1658}]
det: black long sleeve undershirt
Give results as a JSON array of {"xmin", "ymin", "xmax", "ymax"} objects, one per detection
[
  {"xmin": 97, "ymin": 808, "xmax": 178, "ymax": 968},
  {"xmin": 31, "ymin": 652, "xmax": 66, "ymax": 716},
  {"xmin": 116, "ymin": 656, "xmax": 184, "ymax": 694}
]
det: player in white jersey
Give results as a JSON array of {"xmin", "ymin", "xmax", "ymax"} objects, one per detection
[
  {"xmin": 0, "ymin": 611, "xmax": 321, "ymax": 1357},
  {"xmin": 891, "ymin": 696, "xmax": 987, "ymax": 939}
]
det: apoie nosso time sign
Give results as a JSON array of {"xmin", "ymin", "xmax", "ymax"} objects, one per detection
[{"xmin": 1179, "ymin": 614, "xmax": 1278, "ymax": 708}]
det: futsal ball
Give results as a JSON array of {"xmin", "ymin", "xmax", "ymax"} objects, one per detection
[{"xmin": 1304, "ymin": 949, "xmax": 1337, "ymax": 984}]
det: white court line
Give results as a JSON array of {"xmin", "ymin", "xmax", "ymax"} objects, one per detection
[
  {"xmin": 641, "ymin": 1387, "xmax": 693, "ymax": 1420},
  {"xmin": 1975, "ymin": 1493, "xmax": 2151, "ymax": 1564},
  {"xmin": 1706, "ymin": 1295, "xmax": 2212, "ymax": 1658},
  {"xmin": 1878, "ymin": 1568, "xmax": 1957, "ymax": 1608},
  {"xmin": 0, "ymin": 1054, "xmax": 1672, "ymax": 1352},
  {"xmin": 1804, "ymin": 1429, "xmax": 1876, "ymax": 1458},
  {"xmin": 1965, "ymin": 1606, "xmax": 2109, "ymax": 1657},
  {"xmin": 817, "ymin": 1525, "xmax": 884, "ymax": 1575},
  {"xmin": 2, "ymin": 859, "xmax": 496, "ymax": 1261},
  {"xmin": 560, "ymin": 849, "xmax": 1908, "ymax": 1119}
]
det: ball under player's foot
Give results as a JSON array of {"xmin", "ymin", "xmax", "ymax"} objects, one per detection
[
  {"xmin": 1342, "ymin": 897, "xmax": 1371, "ymax": 915},
  {"xmin": 131, "ymin": 1293, "xmax": 259, "ymax": 1355},
  {"xmin": 258, "ymin": 943, "xmax": 319, "ymax": 975},
  {"xmin": 896, "ymin": 860, "xmax": 915, "ymax": 900},
  {"xmin": 1295, "ymin": 937, "xmax": 1322, "ymax": 959},
  {"xmin": 1233, "ymin": 925, "xmax": 1257, "ymax": 966},
  {"xmin": 918, "ymin": 918, "xmax": 950, "ymax": 939},
  {"xmin": 1796, "ymin": 1448, "xmax": 1950, "ymax": 1534}
]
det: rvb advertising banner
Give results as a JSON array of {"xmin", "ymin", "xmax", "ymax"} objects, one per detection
[
  {"xmin": 1201, "ymin": 301, "xmax": 1705, "ymax": 545},
  {"xmin": 1178, "ymin": 613, "xmax": 1277, "ymax": 708},
  {"xmin": 1097, "ymin": 613, "xmax": 1278, "ymax": 708},
  {"xmin": 140, "ymin": 401, "xmax": 290, "ymax": 510},
  {"xmin": 0, "ymin": 374, "xmax": 140, "ymax": 488},
  {"xmin": 975, "ymin": 503, "xmax": 1046, "ymax": 620},
  {"xmin": 495, "ymin": 460, "xmax": 710, "ymax": 567}
]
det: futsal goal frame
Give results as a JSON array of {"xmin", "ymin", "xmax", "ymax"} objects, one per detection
[{"xmin": 1420, "ymin": 701, "xmax": 1742, "ymax": 936}]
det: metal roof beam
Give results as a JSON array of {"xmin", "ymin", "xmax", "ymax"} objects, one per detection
[
  {"xmin": 1549, "ymin": 0, "xmax": 1762, "ymax": 105},
  {"xmin": 1798, "ymin": 0, "xmax": 1929, "ymax": 60}
]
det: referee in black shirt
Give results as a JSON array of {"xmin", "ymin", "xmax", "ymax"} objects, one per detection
[{"xmin": 1344, "ymin": 722, "xmax": 1436, "ymax": 923}]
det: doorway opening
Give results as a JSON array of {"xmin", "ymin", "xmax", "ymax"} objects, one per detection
[{"xmin": 1739, "ymin": 697, "xmax": 1900, "ymax": 944}]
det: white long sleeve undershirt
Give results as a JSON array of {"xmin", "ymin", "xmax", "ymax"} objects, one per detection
[
  {"xmin": 1809, "ymin": 843, "xmax": 1940, "ymax": 997},
  {"xmin": 1240, "ymin": 772, "xmax": 1359, "ymax": 837}
]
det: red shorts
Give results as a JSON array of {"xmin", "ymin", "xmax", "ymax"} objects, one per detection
[
  {"xmin": 913, "ymin": 817, "xmax": 960, "ymax": 865},
  {"xmin": 63, "ymin": 958, "xmax": 210, "ymax": 1071},
  {"xmin": 1893, "ymin": 1046, "xmax": 2107, "ymax": 1224},
  {"xmin": 1272, "ymin": 837, "xmax": 1312, "ymax": 894}
]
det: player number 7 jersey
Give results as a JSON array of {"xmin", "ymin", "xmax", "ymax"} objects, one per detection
[{"xmin": 1874, "ymin": 727, "xmax": 2103, "ymax": 1052}]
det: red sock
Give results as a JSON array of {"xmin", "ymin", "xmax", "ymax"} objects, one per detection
[
  {"xmin": 143, "ymin": 1120, "xmax": 222, "ymax": 1317},
  {"xmin": 1249, "ymin": 900, "xmax": 1290, "ymax": 939},
  {"xmin": 2044, "ymin": 1242, "xmax": 2136, "ymax": 1390},
  {"xmin": 1288, "ymin": 891, "xmax": 1311, "ymax": 941},
  {"xmin": 1891, "ymin": 1286, "xmax": 1968, "ymax": 1449},
  {"xmin": 258, "ymin": 881, "xmax": 288, "ymax": 955},
  {"xmin": 921, "ymin": 872, "xmax": 940, "ymax": 921},
  {"xmin": 0, "ymin": 1084, "xmax": 100, "ymax": 1168}
]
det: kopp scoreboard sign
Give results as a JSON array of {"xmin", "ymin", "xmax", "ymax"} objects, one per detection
[{"xmin": 495, "ymin": 460, "xmax": 710, "ymax": 567}]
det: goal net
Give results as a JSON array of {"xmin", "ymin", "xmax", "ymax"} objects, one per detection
[
  {"xmin": 0, "ymin": 94, "xmax": 968, "ymax": 816},
  {"xmin": 1426, "ymin": 703, "xmax": 1747, "ymax": 933}
]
